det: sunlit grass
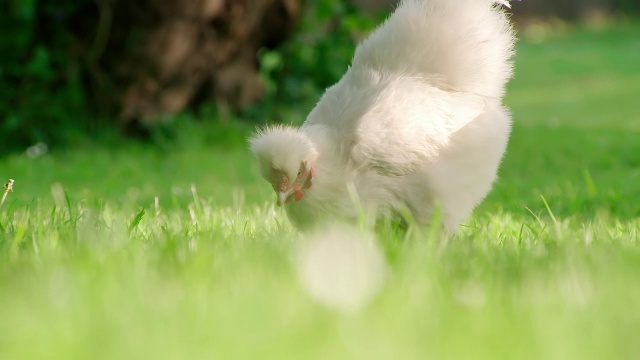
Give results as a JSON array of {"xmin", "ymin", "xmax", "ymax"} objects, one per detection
[{"xmin": 1, "ymin": 21, "xmax": 639, "ymax": 359}]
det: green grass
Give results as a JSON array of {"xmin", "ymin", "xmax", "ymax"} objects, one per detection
[{"xmin": 1, "ymin": 22, "xmax": 640, "ymax": 359}]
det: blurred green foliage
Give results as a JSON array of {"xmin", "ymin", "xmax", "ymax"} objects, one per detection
[
  {"xmin": 249, "ymin": 0, "xmax": 385, "ymax": 125},
  {"xmin": 620, "ymin": 0, "xmax": 640, "ymax": 12},
  {"xmin": 0, "ymin": 0, "xmax": 103, "ymax": 152}
]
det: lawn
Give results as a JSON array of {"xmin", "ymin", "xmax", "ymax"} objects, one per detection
[{"xmin": 1, "ymin": 21, "xmax": 639, "ymax": 359}]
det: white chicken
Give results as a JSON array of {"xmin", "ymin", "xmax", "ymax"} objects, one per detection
[{"xmin": 250, "ymin": 0, "xmax": 516, "ymax": 232}]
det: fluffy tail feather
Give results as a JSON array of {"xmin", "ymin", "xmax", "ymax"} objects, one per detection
[{"xmin": 351, "ymin": 0, "xmax": 515, "ymax": 99}]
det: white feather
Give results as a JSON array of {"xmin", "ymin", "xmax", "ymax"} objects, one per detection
[
  {"xmin": 250, "ymin": 0, "xmax": 517, "ymax": 232},
  {"xmin": 249, "ymin": 125, "xmax": 318, "ymax": 180}
]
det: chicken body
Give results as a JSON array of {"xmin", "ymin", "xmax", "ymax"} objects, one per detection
[{"xmin": 250, "ymin": 0, "xmax": 516, "ymax": 232}]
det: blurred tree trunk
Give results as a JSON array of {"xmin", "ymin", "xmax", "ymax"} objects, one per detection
[
  {"xmin": 29, "ymin": 0, "xmax": 300, "ymax": 128},
  {"xmin": 105, "ymin": 0, "xmax": 302, "ymax": 128}
]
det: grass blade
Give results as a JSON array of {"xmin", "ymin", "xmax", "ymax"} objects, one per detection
[{"xmin": 128, "ymin": 208, "xmax": 146, "ymax": 232}]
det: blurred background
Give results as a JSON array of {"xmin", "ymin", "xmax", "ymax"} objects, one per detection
[{"xmin": 0, "ymin": 0, "xmax": 638, "ymax": 154}]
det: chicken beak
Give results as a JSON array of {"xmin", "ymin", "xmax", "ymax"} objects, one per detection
[{"xmin": 277, "ymin": 189, "xmax": 295, "ymax": 206}]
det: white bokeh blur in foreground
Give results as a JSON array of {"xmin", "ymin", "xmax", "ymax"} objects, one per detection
[{"xmin": 295, "ymin": 224, "xmax": 387, "ymax": 313}]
